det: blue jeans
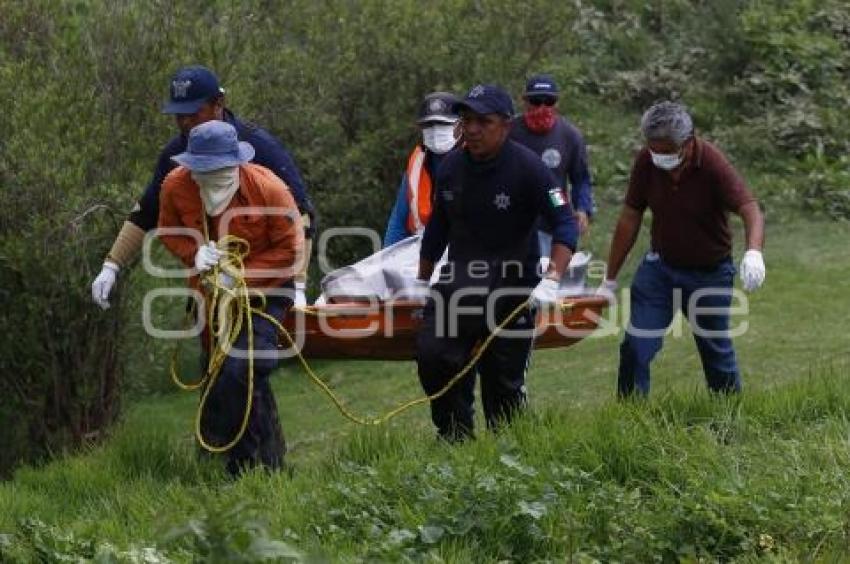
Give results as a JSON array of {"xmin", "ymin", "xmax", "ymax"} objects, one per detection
[{"xmin": 618, "ymin": 253, "xmax": 741, "ymax": 397}]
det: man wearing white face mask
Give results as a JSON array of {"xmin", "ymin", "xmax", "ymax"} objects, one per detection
[
  {"xmin": 601, "ymin": 101, "xmax": 765, "ymax": 397},
  {"xmin": 158, "ymin": 120, "xmax": 303, "ymax": 475},
  {"xmin": 383, "ymin": 91, "xmax": 461, "ymax": 247}
]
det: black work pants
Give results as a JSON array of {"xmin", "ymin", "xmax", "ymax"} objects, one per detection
[
  {"xmin": 199, "ymin": 289, "xmax": 292, "ymax": 476},
  {"xmin": 416, "ymin": 294, "xmax": 535, "ymax": 441}
]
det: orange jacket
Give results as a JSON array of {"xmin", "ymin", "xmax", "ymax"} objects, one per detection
[
  {"xmin": 158, "ymin": 163, "xmax": 304, "ymax": 291},
  {"xmin": 405, "ymin": 145, "xmax": 433, "ymax": 234}
]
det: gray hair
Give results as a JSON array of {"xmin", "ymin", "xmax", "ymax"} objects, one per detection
[{"xmin": 640, "ymin": 101, "xmax": 694, "ymax": 146}]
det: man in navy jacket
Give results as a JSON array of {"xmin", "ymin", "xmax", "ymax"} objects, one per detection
[
  {"xmin": 510, "ymin": 74, "xmax": 594, "ymax": 251},
  {"xmin": 91, "ymin": 65, "xmax": 315, "ymax": 308},
  {"xmin": 416, "ymin": 84, "xmax": 579, "ymax": 441}
]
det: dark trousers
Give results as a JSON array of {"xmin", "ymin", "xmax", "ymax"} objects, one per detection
[
  {"xmin": 200, "ymin": 292, "xmax": 291, "ymax": 475},
  {"xmin": 416, "ymin": 295, "xmax": 535, "ymax": 440},
  {"xmin": 618, "ymin": 253, "xmax": 741, "ymax": 397}
]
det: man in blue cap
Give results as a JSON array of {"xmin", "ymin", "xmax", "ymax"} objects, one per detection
[
  {"xmin": 91, "ymin": 65, "xmax": 315, "ymax": 310},
  {"xmin": 158, "ymin": 120, "xmax": 303, "ymax": 475},
  {"xmin": 510, "ymin": 74, "xmax": 594, "ymax": 249},
  {"xmin": 415, "ymin": 84, "xmax": 579, "ymax": 441}
]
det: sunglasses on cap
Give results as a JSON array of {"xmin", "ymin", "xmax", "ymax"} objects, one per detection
[{"xmin": 527, "ymin": 96, "xmax": 556, "ymax": 107}]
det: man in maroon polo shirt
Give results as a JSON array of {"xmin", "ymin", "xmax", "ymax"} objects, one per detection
[{"xmin": 602, "ymin": 101, "xmax": 765, "ymax": 396}]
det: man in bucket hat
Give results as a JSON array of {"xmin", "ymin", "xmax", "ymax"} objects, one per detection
[
  {"xmin": 91, "ymin": 65, "xmax": 315, "ymax": 310},
  {"xmin": 158, "ymin": 120, "xmax": 303, "ymax": 475}
]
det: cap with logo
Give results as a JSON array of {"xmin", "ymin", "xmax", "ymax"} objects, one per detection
[
  {"xmin": 453, "ymin": 84, "xmax": 514, "ymax": 117},
  {"xmin": 171, "ymin": 120, "xmax": 254, "ymax": 172},
  {"xmin": 417, "ymin": 92, "xmax": 461, "ymax": 125},
  {"xmin": 162, "ymin": 65, "xmax": 225, "ymax": 115},
  {"xmin": 524, "ymin": 74, "xmax": 559, "ymax": 98}
]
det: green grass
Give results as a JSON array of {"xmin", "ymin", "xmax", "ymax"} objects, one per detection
[{"xmin": 3, "ymin": 215, "xmax": 850, "ymax": 562}]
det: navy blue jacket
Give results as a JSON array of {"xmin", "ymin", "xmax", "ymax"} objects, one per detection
[
  {"xmin": 129, "ymin": 109, "xmax": 315, "ymax": 236},
  {"xmin": 421, "ymin": 140, "xmax": 578, "ymax": 288},
  {"xmin": 510, "ymin": 115, "xmax": 594, "ymax": 216}
]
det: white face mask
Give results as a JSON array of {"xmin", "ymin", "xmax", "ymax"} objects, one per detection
[
  {"xmin": 650, "ymin": 150, "xmax": 683, "ymax": 171},
  {"xmin": 421, "ymin": 124, "xmax": 457, "ymax": 154},
  {"xmin": 191, "ymin": 166, "xmax": 240, "ymax": 216}
]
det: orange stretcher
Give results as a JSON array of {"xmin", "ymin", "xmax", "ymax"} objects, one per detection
[{"xmin": 280, "ymin": 295, "xmax": 609, "ymax": 360}]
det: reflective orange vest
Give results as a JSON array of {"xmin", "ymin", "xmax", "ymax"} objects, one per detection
[{"xmin": 405, "ymin": 146, "xmax": 432, "ymax": 234}]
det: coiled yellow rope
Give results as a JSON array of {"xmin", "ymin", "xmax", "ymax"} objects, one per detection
[
  {"xmin": 170, "ymin": 234, "xmax": 259, "ymax": 453},
  {"xmin": 171, "ymin": 234, "xmax": 533, "ymax": 451}
]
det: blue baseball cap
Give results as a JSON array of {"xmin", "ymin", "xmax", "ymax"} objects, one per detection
[
  {"xmin": 454, "ymin": 84, "xmax": 514, "ymax": 117},
  {"xmin": 524, "ymin": 74, "xmax": 559, "ymax": 98},
  {"xmin": 171, "ymin": 121, "xmax": 254, "ymax": 171},
  {"xmin": 162, "ymin": 65, "xmax": 224, "ymax": 115}
]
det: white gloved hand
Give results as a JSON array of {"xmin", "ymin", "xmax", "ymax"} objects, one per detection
[
  {"xmin": 531, "ymin": 277, "xmax": 560, "ymax": 307},
  {"xmin": 739, "ymin": 249, "xmax": 765, "ymax": 292},
  {"xmin": 194, "ymin": 242, "xmax": 221, "ymax": 273},
  {"xmin": 294, "ymin": 282, "xmax": 307, "ymax": 307},
  {"xmin": 91, "ymin": 261, "xmax": 119, "ymax": 310}
]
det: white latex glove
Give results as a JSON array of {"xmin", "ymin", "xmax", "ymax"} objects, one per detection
[
  {"xmin": 294, "ymin": 282, "xmax": 307, "ymax": 307},
  {"xmin": 531, "ymin": 277, "xmax": 560, "ymax": 307},
  {"xmin": 91, "ymin": 261, "xmax": 119, "ymax": 310},
  {"xmin": 194, "ymin": 242, "xmax": 221, "ymax": 273},
  {"xmin": 739, "ymin": 249, "xmax": 765, "ymax": 292}
]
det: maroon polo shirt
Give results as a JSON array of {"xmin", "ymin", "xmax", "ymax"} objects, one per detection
[{"xmin": 625, "ymin": 138, "xmax": 756, "ymax": 268}]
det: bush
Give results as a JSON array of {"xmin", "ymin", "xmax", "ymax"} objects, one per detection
[{"xmin": 0, "ymin": 1, "xmax": 176, "ymax": 475}]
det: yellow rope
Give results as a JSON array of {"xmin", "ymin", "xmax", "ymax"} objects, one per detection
[
  {"xmin": 171, "ymin": 234, "xmax": 258, "ymax": 453},
  {"xmin": 170, "ymin": 231, "xmax": 535, "ymax": 450},
  {"xmin": 256, "ymin": 298, "xmax": 530, "ymax": 426}
]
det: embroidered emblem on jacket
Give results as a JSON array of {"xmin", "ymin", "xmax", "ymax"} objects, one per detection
[{"xmin": 542, "ymin": 148, "xmax": 562, "ymax": 169}]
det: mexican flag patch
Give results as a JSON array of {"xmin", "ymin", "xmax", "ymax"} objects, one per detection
[{"xmin": 548, "ymin": 188, "xmax": 568, "ymax": 207}]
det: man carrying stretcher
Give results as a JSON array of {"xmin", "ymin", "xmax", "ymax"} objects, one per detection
[{"xmin": 414, "ymin": 84, "xmax": 579, "ymax": 441}]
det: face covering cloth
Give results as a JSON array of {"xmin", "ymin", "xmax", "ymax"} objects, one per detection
[
  {"xmin": 649, "ymin": 150, "xmax": 683, "ymax": 171},
  {"xmin": 422, "ymin": 124, "xmax": 457, "ymax": 154},
  {"xmin": 192, "ymin": 166, "xmax": 240, "ymax": 216},
  {"xmin": 524, "ymin": 105, "xmax": 557, "ymax": 134}
]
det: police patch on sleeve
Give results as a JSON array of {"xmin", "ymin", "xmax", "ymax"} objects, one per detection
[{"xmin": 548, "ymin": 187, "xmax": 568, "ymax": 207}]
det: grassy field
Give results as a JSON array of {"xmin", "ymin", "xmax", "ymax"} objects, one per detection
[{"xmin": 2, "ymin": 214, "xmax": 850, "ymax": 561}]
